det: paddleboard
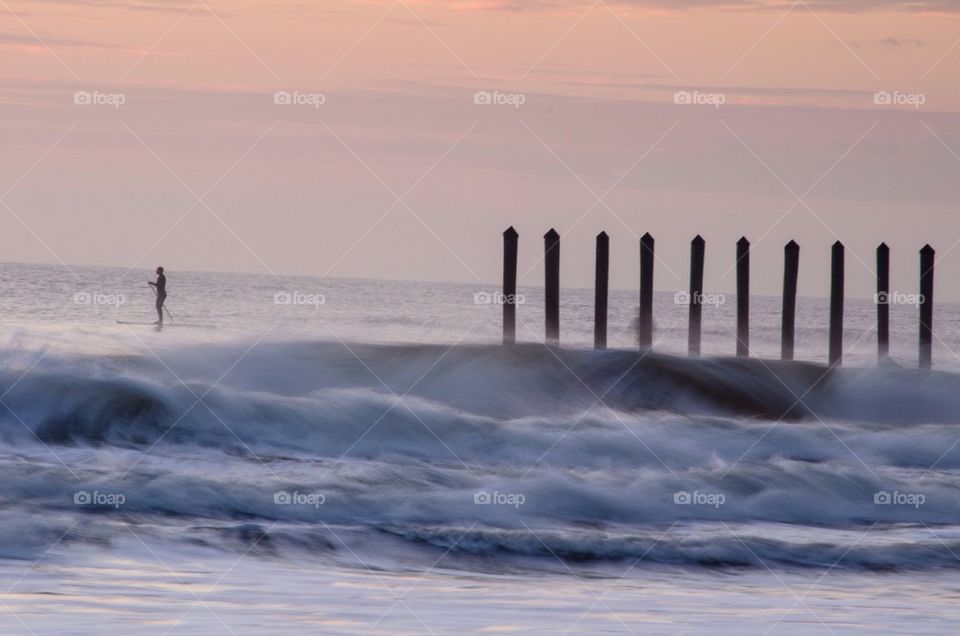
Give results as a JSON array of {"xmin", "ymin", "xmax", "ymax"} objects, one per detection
[{"xmin": 116, "ymin": 320, "xmax": 215, "ymax": 329}]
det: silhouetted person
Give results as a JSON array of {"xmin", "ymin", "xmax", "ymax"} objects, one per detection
[{"xmin": 148, "ymin": 266, "xmax": 167, "ymax": 324}]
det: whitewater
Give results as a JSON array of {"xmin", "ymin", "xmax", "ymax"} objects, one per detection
[{"xmin": 2, "ymin": 262, "xmax": 960, "ymax": 634}]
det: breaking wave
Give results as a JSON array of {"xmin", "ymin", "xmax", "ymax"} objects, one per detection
[{"xmin": 2, "ymin": 338, "xmax": 960, "ymax": 570}]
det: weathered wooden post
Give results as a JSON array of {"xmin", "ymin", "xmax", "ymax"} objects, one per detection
[
  {"xmin": 829, "ymin": 241, "xmax": 845, "ymax": 367},
  {"xmin": 736, "ymin": 237, "xmax": 750, "ymax": 358},
  {"xmin": 876, "ymin": 243, "xmax": 889, "ymax": 360},
  {"xmin": 594, "ymin": 232, "xmax": 609, "ymax": 350},
  {"xmin": 688, "ymin": 235, "xmax": 705, "ymax": 357},
  {"xmin": 920, "ymin": 244, "xmax": 935, "ymax": 370},
  {"xmin": 544, "ymin": 228, "xmax": 560, "ymax": 345},
  {"xmin": 502, "ymin": 226, "xmax": 518, "ymax": 345},
  {"xmin": 639, "ymin": 233, "xmax": 655, "ymax": 348},
  {"xmin": 781, "ymin": 240, "xmax": 799, "ymax": 361}
]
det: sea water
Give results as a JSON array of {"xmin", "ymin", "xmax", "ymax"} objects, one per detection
[{"xmin": 1, "ymin": 262, "xmax": 960, "ymax": 634}]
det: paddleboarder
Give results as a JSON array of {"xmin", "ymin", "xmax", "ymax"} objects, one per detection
[{"xmin": 148, "ymin": 266, "xmax": 167, "ymax": 325}]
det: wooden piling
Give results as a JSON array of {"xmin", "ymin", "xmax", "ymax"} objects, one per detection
[
  {"xmin": 594, "ymin": 231, "xmax": 609, "ymax": 350},
  {"xmin": 781, "ymin": 240, "xmax": 799, "ymax": 361},
  {"xmin": 502, "ymin": 227, "xmax": 518, "ymax": 345},
  {"xmin": 736, "ymin": 237, "xmax": 750, "ymax": 358},
  {"xmin": 829, "ymin": 241, "xmax": 844, "ymax": 367},
  {"xmin": 876, "ymin": 243, "xmax": 889, "ymax": 360},
  {"xmin": 544, "ymin": 228, "xmax": 560, "ymax": 345},
  {"xmin": 639, "ymin": 233, "xmax": 654, "ymax": 348},
  {"xmin": 688, "ymin": 235, "xmax": 705, "ymax": 357},
  {"xmin": 920, "ymin": 244, "xmax": 935, "ymax": 369}
]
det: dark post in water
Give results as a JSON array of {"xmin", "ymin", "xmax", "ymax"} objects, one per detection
[
  {"xmin": 781, "ymin": 240, "xmax": 799, "ymax": 361},
  {"xmin": 736, "ymin": 237, "xmax": 750, "ymax": 358},
  {"xmin": 502, "ymin": 226, "xmax": 518, "ymax": 345},
  {"xmin": 920, "ymin": 244, "xmax": 935, "ymax": 370},
  {"xmin": 688, "ymin": 235, "xmax": 705, "ymax": 357},
  {"xmin": 639, "ymin": 233, "xmax": 655, "ymax": 349},
  {"xmin": 544, "ymin": 228, "xmax": 560, "ymax": 345},
  {"xmin": 594, "ymin": 231, "xmax": 609, "ymax": 350},
  {"xmin": 876, "ymin": 243, "xmax": 890, "ymax": 360},
  {"xmin": 829, "ymin": 241, "xmax": 845, "ymax": 367}
]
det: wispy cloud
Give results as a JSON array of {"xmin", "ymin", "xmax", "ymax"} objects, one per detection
[
  {"xmin": 17, "ymin": 0, "xmax": 194, "ymax": 13},
  {"xmin": 0, "ymin": 30, "xmax": 125, "ymax": 50},
  {"xmin": 434, "ymin": 0, "xmax": 960, "ymax": 13},
  {"xmin": 15, "ymin": 0, "xmax": 336, "ymax": 17},
  {"xmin": 848, "ymin": 37, "xmax": 927, "ymax": 49}
]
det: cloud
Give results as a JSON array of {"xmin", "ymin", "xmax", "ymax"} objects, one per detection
[
  {"xmin": 557, "ymin": 78, "xmax": 874, "ymax": 99},
  {"xmin": 17, "ymin": 0, "xmax": 192, "ymax": 13},
  {"xmin": 0, "ymin": 30, "xmax": 188, "ymax": 56},
  {"xmin": 848, "ymin": 37, "xmax": 927, "ymax": 49},
  {"xmin": 16, "ymin": 0, "xmax": 335, "ymax": 17},
  {"xmin": 785, "ymin": 0, "xmax": 960, "ymax": 12},
  {"xmin": 441, "ymin": 0, "xmax": 960, "ymax": 13},
  {"xmin": 0, "ymin": 31, "xmax": 126, "ymax": 50},
  {"xmin": 0, "ymin": 33, "xmax": 92, "ymax": 48}
]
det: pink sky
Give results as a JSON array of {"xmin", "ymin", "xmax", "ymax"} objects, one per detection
[{"xmin": 0, "ymin": 0, "xmax": 958, "ymax": 299}]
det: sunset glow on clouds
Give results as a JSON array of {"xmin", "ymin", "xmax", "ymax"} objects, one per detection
[{"xmin": 0, "ymin": 0, "xmax": 958, "ymax": 298}]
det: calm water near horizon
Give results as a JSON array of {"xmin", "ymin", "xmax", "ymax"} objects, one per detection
[{"xmin": 2, "ymin": 261, "xmax": 955, "ymax": 369}]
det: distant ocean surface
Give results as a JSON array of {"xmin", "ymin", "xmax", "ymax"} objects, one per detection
[{"xmin": 2, "ymin": 262, "xmax": 960, "ymax": 634}]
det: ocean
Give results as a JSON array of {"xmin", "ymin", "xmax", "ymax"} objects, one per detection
[{"xmin": 2, "ymin": 261, "xmax": 960, "ymax": 634}]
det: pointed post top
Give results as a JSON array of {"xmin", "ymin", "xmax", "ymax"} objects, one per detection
[
  {"xmin": 597, "ymin": 230, "xmax": 608, "ymax": 240},
  {"xmin": 737, "ymin": 236, "xmax": 750, "ymax": 246},
  {"xmin": 503, "ymin": 226, "xmax": 518, "ymax": 237},
  {"xmin": 921, "ymin": 244, "xmax": 935, "ymax": 255},
  {"xmin": 544, "ymin": 228, "xmax": 560, "ymax": 240},
  {"xmin": 832, "ymin": 240, "xmax": 844, "ymax": 250},
  {"xmin": 641, "ymin": 232, "xmax": 654, "ymax": 241},
  {"xmin": 878, "ymin": 242, "xmax": 889, "ymax": 251},
  {"xmin": 692, "ymin": 234, "xmax": 705, "ymax": 245},
  {"xmin": 785, "ymin": 239, "xmax": 799, "ymax": 250}
]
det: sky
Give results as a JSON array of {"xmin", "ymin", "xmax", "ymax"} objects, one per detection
[{"xmin": 0, "ymin": 0, "xmax": 958, "ymax": 300}]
